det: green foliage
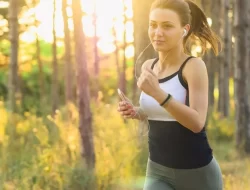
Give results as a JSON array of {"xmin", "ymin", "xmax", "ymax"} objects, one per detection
[
  {"xmin": 0, "ymin": 39, "xmax": 10, "ymax": 56},
  {"xmin": 0, "ymin": 39, "xmax": 65, "ymax": 114},
  {"xmin": 0, "ymin": 102, "xmax": 94, "ymax": 189},
  {"xmin": 0, "ymin": 1, "xmax": 8, "ymax": 20},
  {"xmin": 89, "ymin": 68, "xmax": 118, "ymax": 103},
  {"xmin": 93, "ymin": 100, "xmax": 148, "ymax": 189},
  {"xmin": 207, "ymin": 109, "xmax": 235, "ymax": 141},
  {"xmin": 0, "ymin": 100, "xmax": 148, "ymax": 189},
  {"xmin": 0, "ymin": 98, "xmax": 250, "ymax": 190},
  {"xmin": 208, "ymin": 77, "xmax": 236, "ymax": 142},
  {"xmin": 89, "ymin": 63, "xmax": 136, "ymax": 104},
  {"xmin": 0, "ymin": 72, "xmax": 7, "ymax": 99},
  {"xmin": 39, "ymin": 40, "xmax": 64, "ymax": 58}
]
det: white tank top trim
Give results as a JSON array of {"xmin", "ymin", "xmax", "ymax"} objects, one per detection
[
  {"xmin": 139, "ymin": 75, "xmax": 187, "ymax": 121},
  {"xmin": 139, "ymin": 56, "xmax": 194, "ymax": 121}
]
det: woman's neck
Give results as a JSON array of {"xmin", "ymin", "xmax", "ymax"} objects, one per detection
[{"xmin": 158, "ymin": 46, "xmax": 185, "ymax": 71}]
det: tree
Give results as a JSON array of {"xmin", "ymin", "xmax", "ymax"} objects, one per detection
[
  {"xmin": 200, "ymin": 0, "xmax": 216, "ymax": 110},
  {"xmin": 62, "ymin": 0, "xmax": 73, "ymax": 104},
  {"xmin": 120, "ymin": 0, "xmax": 128, "ymax": 96},
  {"xmin": 112, "ymin": 18, "xmax": 121, "ymax": 92},
  {"xmin": 92, "ymin": 1, "xmax": 100, "ymax": 99},
  {"xmin": 52, "ymin": 0, "xmax": 58, "ymax": 114},
  {"xmin": 132, "ymin": 0, "xmax": 155, "ymax": 103},
  {"xmin": 35, "ymin": 33, "xmax": 45, "ymax": 113},
  {"xmin": 7, "ymin": 0, "xmax": 19, "ymax": 112},
  {"xmin": 220, "ymin": 0, "xmax": 231, "ymax": 117},
  {"xmin": 217, "ymin": 0, "xmax": 231, "ymax": 117},
  {"xmin": 0, "ymin": 0, "xmax": 25, "ymax": 19},
  {"xmin": 216, "ymin": 0, "xmax": 226, "ymax": 115},
  {"xmin": 233, "ymin": 0, "xmax": 250, "ymax": 153},
  {"xmin": 30, "ymin": 0, "xmax": 45, "ymax": 114},
  {"xmin": 72, "ymin": 0, "xmax": 96, "ymax": 169}
]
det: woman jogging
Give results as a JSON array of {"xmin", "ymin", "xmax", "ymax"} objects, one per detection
[{"xmin": 117, "ymin": 0, "xmax": 223, "ymax": 189}]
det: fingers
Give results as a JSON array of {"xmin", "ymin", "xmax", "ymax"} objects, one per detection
[
  {"xmin": 145, "ymin": 68, "xmax": 157, "ymax": 77},
  {"xmin": 124, "ymin": 111, "xmax": 136, "ymax": 119},
  {"xmin": 117, "ymin": 101, "xmax": 136, "ymax": 118},
  {"xmin": 117, "ymin": 101, "xmax": 133, "ymax": 113},
  {"xmin": 118, "ymin": 101, "xmax": 131, "ymax": 109},
  {"xmin": 123, "ymin": 110, "xmax": 136, "ymax": 118},
  {"xmin": 139, "ymin": 68, "xmax": 156, "ymax": 82}
]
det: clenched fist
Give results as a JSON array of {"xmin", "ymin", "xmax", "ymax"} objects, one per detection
[{"xmin": 137, "ymin": 68, "xmax": 161, "ymax": 98}]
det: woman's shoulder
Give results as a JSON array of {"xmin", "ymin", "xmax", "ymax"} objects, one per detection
[
  {"xmin": 185, "ymin": 57, "xmax": 206, "ymax": 71},
  {"xmin": 141, "ymin": 58, "xmax": 158, "ymax": 71},
  {"xmin": 182, "ymin": 56, "xmax": 207, "ymax": 82}
]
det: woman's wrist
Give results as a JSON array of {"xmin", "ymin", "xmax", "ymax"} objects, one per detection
[
  {"xmin": 160, "ymin": 94, "xmax": 172, "ymax": 106},
  {"xmin": 132, "ymin": 107, "xmax": 147, "ymax": 120},
  {"xmin": 152, "ymin": 89, "xmax": 168, "ymax": 104},
  {"xmin": 152, "ymin": 89, "xmax": 173, "ymax": 108}
]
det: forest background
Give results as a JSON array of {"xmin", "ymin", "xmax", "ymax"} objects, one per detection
[{"xmin": 0, "ymin": 0, "xmax": 250, "ymax": 189}]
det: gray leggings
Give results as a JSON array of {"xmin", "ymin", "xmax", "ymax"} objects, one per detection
[{"xmin": 143, "ymin": 157, "xmax": 223, "ymax": 190}]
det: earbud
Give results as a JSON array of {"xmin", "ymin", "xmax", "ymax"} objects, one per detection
[{"xmin": 182, "ymin": 29, "xmax": 187, "ymax": 37}]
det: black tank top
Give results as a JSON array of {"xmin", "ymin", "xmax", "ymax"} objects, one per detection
[{"xmin": 139, "ymin": 57, "xmax": 213, "ymax": 169}]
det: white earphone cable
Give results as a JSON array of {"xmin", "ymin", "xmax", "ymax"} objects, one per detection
[{"xmin": 126, "ymin": 29, "xmax": 187, "ymax": 138}]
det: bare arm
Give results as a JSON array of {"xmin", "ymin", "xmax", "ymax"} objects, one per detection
[
  {"xmin": 131, "ymin": 59, "xmax": 155, "ymax": 120},
  {"xmin": 152, "ymin": 58, "xmax": 208, "ymax": 133},
  {"xmin": 118, "ymin": 59, "xmax": 154, "ymax": 120}
]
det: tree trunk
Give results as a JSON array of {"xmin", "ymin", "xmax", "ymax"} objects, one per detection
[
  {"xmin": 218, "ymin": 0, "xmax": 231, "ymax": 117},
  {"xmin": 93, "ymin": 3, "xmax": 99, "ymax": 99},
  {"xmin": 234, "ymin": 0, "xmax": 250, "ymax": 153},
  {"xmin": 132, "ymin": 0, "xmax": 155, "ymax": 104},
  {"xmin": 247, "ymin": 0, "xmax": 250, "ymax": 153},
  {"xmin": 112, "ymin": 19, "xmax": 121, "ymax": 92},
  {"xmin": 62, "ymin": 0, "xmax": 73, "ymax": 104},
  {"xmin": 221, "ymin": 0, "xmax": 231, "ymax": 117},
  {"xmin": 93, "ymin": 6, "xmax": 99, "ymax": 77},
  {"xmin": 217, "ymin": 0, "xmax": 226, "ymax": 115},
  {"xmin": 248, "ymin": 0, "xmax": 250, "ymax": 107},
  {"xmin": 7, "ymin": 0, "xmax": 19, "ymax": 112},
  {"xmin": 72, "ymin": 0, "xmax": 95, "ymax": 169},
  {"xmin": 52, "ymin": 0, "xmax": 58, "ymax": 114},
  {"xmin": 120, "ymin": 0, "xmax": 127, "ymax": 95},
  {"xmin": 200, "ymin": 0, "xmax": 208, "ymax": 11},
  {"xmin": 205, "ymin": 51, "xmax": 215, "ymax": 109},
  {"xmin": 200, "ymin": 0, "xmax": 215, "ymax": 110},
  {"xmin": 210, "ymin": 2, "xmax": 221, "ymax": 88},
  {"xmin": 36, "ymin": 34, "xmax": 45, "ymax": 113}
]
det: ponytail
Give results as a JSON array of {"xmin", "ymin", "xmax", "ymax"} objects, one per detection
[{"xmin": 185, "ymin": 0, "xmax": 221, "ymax": 56}]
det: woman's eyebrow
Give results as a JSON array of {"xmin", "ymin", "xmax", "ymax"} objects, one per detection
[{"xmin": 149, "ymin": 20, "xmax": 174, "ymax": 24}]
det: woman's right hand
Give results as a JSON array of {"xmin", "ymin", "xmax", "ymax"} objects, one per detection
[{"xmin": 117, "ymin": 101, "xmax": 137, "ymax": 119}]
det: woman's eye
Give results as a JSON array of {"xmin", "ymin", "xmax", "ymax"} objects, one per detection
[
  {"xmin": 149, "ymin": 23, "xmax": 157, "ymax": 28},
  {"xmin": 163, "ymin": 25, "xmax": 171, "ymax": 28}
]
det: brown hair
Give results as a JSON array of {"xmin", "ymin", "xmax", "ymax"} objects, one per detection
[{"xmin": 150, "ymin": 0, "xmax": 221, "ymax": 56}]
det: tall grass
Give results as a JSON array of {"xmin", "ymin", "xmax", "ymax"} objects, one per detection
[{"xmin": 0, "ymin": 95, "xmax": 250, "ymax": 189}]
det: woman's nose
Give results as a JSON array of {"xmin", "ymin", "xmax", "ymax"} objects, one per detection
[{"xmin": 155, "ymin": 27, "xmax": 163, "ymax": 36}]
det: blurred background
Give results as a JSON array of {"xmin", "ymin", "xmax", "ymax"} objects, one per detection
[{"xmin": 0, "ymin": 0, "xmax": 250, "ymax": 189}]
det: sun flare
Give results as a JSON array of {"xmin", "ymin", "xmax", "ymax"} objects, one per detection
[{"xmin": 19, "ymin": 0, "xmax": 134, "ymax": 57}]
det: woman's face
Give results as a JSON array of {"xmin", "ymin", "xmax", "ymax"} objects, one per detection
[{"xmin": 148, "ymin": 8, "xmax": 185, "ymax": 52}]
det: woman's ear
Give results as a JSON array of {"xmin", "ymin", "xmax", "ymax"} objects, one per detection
[{"xmin": 184, "ymin": 24, "xmax": 191, "ymax": 36}]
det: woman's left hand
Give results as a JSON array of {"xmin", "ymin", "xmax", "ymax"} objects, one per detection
[{"xmin": 137, "ymin": 68, "xmax": 161, "ymax": 98}]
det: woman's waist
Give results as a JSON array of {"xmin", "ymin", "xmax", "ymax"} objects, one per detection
[
  {"xmin": 148, "ymin": 138, "xmax": 213, "ymax": 169},
  {"xmin": 148, "ymin": 120, "xmax": 207, "ymax": 139},
  {"xmin": 148, "ymin": 134, "xmax": 211, "ymax": 152}
]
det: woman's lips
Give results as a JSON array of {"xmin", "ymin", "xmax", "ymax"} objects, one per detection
[{"xmin": 154, "ymin": 40, "xmax": 165, "ymax": 45}]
